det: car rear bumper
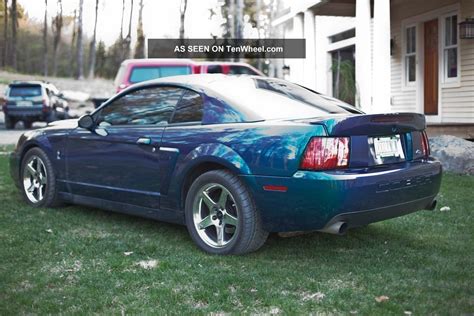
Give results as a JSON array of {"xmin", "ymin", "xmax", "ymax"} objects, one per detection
[
  {"xmin": 241, "ymin": 158, "xmax": 442, "ymax": 232},
  {"xmin": 4, "ymin": 106, "xmax": 46, "ymax": 120}
]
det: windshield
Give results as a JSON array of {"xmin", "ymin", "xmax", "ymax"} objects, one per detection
[
  {"xmin": 9, "ymin": 85, "xmax": 42, "ymax": 97},
  {"xmin": 209, "ymin": 78, "xmax": 351, "ymax": 121},
  {"xmin": 129, "ymin": 66, "xmax": 191, "ymax": 83}
]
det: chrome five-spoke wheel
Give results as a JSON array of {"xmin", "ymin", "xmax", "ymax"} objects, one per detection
[
  {"xmin": 186, "ymin": 170, "xmax": 268, "ymax": 254},
  {"xmin": 193, "ymin": 183, "xmax": 239, "ymax": 248},
  {"xmin": 23, "ymin": 155, "xmax": 47, "ymax": 203}
]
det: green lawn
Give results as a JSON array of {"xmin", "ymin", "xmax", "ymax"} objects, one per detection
[{"xmin": 0, "ymin": 154, "xmax": 472, "ymax": 314}]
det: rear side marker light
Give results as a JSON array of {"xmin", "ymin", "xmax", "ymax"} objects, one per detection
[
  {"xmin": 263, "ymin": 185, "xmax": 288, "ymax": 192},
  {"xmin": 300, "ymin": 137, "xmax": 350, "ymax": 171}
]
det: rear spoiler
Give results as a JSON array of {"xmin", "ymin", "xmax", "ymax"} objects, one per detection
[{"xmin": 307, "ymin": 113, "xmax": 426, "ymax": 136}]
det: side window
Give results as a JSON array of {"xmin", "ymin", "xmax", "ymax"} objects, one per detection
[
  {"xmin": 98, "ymin": 87, "xmax": 183, "ymax": 126},
  {"xmin": 443, "ymin": 14, "xmax": 458, "ymax": 81},
  {"xmin": 170, "ymin": 90, "xmax": 203, "ymax": 124}
]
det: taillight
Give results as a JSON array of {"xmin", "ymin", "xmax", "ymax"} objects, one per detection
[
  {"xmin": 421, "ymin": 131, "xmax": 430, "ymax": 157},
  {"xmin": 300, "ymin": 137, "xmax": 350, "ymax": 170}
]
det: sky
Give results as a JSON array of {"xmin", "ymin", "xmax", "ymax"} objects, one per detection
[{"xmin": 18, "ymin": 0, "xmax": 225, "ymax": 47}]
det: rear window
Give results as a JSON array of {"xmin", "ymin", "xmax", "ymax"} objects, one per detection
[
  {"xmin": 129, "ymin": 66, "xmax": 191, "ymax": 83},
  {"xmin": 209, "ymin": 78, "xmax": 350, "ymax": 121},
  {"xmin": 8, "ymin": 85, "xmax": 42, "ymax": 97}
]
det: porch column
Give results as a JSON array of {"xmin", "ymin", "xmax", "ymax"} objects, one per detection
[
  {"xmin": 293, "ymin": 13, "xmax": 305, "ymax": 85},
  {"xmin": 355, "ymin": 0, "xmax": 372, "ymax": 112},
  {"xmin": 304, "ymin": 10, "xmax": 316, "ymax": 90},
  {"xmin": 373, "ymin": 0, "xmax": 391, "ymax": 113}
]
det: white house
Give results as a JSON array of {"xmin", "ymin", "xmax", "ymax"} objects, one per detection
[{"xmin": 272, "ymin": 0, "xmax": 474, "ymax": 138}]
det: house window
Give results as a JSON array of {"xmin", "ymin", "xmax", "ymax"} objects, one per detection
[
  {"xmin": 405, "ymin": 26, "xmax": 417, "ymax": 84},
  {"xmin": 444, "ymin": 14, "xmax": 458, "ymax": 80}
]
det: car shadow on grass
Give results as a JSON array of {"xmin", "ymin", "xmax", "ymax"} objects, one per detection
[{"xmin": 41, "ymin": 197, "xmax": 433, "ymax": 264}]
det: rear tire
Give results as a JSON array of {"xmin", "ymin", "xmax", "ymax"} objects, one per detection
[
  {"xmin": 20, "ymin": 147, "xmax": 62, "ymax": 207},
  {"xmin": 4, "ymin": 115, "xmax": 15, "ymax": 129},
  {"xmin": 185, "ymin": 170, "xmax": 268, "ymax": 255}
]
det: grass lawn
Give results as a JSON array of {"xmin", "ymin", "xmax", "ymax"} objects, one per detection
[{"xmin": 0, "ymin": 154, "xmax": 472, "ymax": 314}]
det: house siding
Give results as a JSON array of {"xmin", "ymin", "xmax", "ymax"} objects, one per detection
[
  {"xmin": 390, "ymin": 18, "xmax": 417, "ymax": 113},
  {"xmin": 441, "ymin": 0, "xmax": 474, "ymax": 123},
  {"xmin": 390, "ymin": 0, "xmax": 474, "ymax": 123}
]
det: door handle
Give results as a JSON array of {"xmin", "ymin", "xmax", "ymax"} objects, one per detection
[{"xmin": 136, "ymin": 137, "xmax": 152, "ymax": 145}]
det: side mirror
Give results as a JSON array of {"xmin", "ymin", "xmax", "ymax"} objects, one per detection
[{"xmin": 78, "ymin": 114, "xmax": 95, "ymax": 130}]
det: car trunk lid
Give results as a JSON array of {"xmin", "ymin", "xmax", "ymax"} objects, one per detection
[{"xmin": 295, "ymin": 113, "xmax": 428, "ymax": 167}]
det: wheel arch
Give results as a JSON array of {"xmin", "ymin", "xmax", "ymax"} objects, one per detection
[
  {"xmin": 17, "ymin": 139, "xmax": 55, "ymax": 179},
  {"xmin": 171, "ymin": 143, "xmax": 251, "ymax": 210},
  {"xmin": 180, "ymin": 160, "xmax": 234, "ymax": 210},
  {"xmin": 18, "ymin": 142, "xmax": 41, "ymax": 173}
]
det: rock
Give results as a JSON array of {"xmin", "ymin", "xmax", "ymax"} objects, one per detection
[{"xmin": 429, "ymin": 135, "xmax": 474, "ymax": 175}]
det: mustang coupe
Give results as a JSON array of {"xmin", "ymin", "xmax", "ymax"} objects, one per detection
[{"xmin": 10, "ymin": 75, "xmax": 442, "ymax": 254}]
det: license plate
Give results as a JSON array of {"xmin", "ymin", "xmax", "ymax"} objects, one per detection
[
  {"xmin": 373, "ymin": 135, "xmax": 405, "ymax": 159},
  {"xmin": 17, "ymin": 100, "xmax": 33, "ymax": 107}
]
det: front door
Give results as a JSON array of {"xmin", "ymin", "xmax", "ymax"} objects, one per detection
[
  {"xmin": 65, "ymin": 86, "xmax": 183, "ymax": 209},
  {"xmin": 424, "ymin": 19, "xmax": 438, "ymax": 115}
]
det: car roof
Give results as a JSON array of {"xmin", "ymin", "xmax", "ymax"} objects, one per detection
[
  {"xmin": 131, "ymin": 73, "xmax": 261, "ymax": 90},
  {"xmin": 121, "ymin": 58, "xmax": 195, "ymax": 66},
  {"xmin": 103, "ymin": 74, "xmax": 361, "ymax": 123},
  {"xmin": 199, "ymin": 61, "xmax": 255, "ymax": 66},
  {"xmin": 9, "ymin": 81, "xmax": 45, "ymax": 86}
]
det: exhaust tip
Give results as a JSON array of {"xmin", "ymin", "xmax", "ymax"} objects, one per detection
[
  {"xmin": 319, "ymin": 221, "xmax": 348, "ymax": 235},
  {"xmin": 338, "ymin": 222, "xmax": 348, "ymax": 235}
]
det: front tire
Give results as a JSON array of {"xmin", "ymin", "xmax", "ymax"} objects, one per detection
[
  {"xmin": 185, "ymin": 170, "xmax": 268, "ymax": 255},
  {"xmin": 20, "ymin": 147, "xmax": 61, "ymax": 207}
]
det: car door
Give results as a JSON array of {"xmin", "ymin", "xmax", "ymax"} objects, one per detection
[{"xmin": 65, "ymin": 85, "xmax": 184, "ymax": 209}]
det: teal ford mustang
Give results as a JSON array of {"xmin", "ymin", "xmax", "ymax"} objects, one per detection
[{"xmin": 9, "ymin": 75, "xmax": 442, "ymax": 254}]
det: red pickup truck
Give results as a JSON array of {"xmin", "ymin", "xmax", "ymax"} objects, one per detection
[{"xmin": 113, "ymin": 59, "xmax": 264, "ymax": 92}]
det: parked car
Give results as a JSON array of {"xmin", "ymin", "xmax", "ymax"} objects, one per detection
[
  {"xmin": 1, "ymin": 81, "xmax": 69, "ymax": 129},
  {"xmin": 9, "ymin": 75, "xmax": 442, "ymax": 255},
  {"xmin": 113, "ymin": 59, "xmax": 264, "ymax": 93}
]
